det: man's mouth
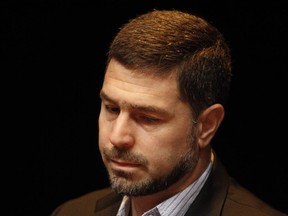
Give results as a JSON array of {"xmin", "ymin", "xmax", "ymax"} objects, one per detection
[{"xmin": 110, "ymin": 159, "xmax": 141, "ymax": 170}]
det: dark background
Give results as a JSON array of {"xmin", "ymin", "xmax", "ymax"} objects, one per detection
[{"xmin": 3, "ymin": 0, "xmax": 287, "ymax": 215}]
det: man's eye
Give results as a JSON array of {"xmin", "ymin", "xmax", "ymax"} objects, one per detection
[
  {"xmin": 105, "ymin": 106, "xmax": 119, "ymax": 114},
  {"xmin": 139, "ymin": 115, "xmax": 160, "ymax": 124}
]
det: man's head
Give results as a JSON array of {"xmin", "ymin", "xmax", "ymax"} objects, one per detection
[
  {"xmin": 107, "ymin": 9, "xmax": 232, "ymax": 117},
  {"xmin": 98, "ymin": 9, "xmax": 232, "ymax": 197}
]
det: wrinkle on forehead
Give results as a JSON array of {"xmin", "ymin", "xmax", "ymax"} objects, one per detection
[
  {"xmin": 105, "ymin": 76, "xmax": 178, "ymax": 98},
  {"xmin": 104, "ymin": 61, "xmax": 179, "ymax": 98}
]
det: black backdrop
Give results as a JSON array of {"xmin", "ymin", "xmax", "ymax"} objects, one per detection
[{"xmin": 3, "ymin": 0, "xmax": 287, "ymax": 215}]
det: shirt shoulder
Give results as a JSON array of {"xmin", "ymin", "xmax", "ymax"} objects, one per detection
[
  {"xmin": 50, "ymin": 187, "xmax": 120, "ymax": 216},
  {"xmin": 222, "ymin": 179, "xmax": 288, "ymax": 216}
]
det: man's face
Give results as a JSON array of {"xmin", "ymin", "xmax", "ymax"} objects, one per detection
[{"xmin": 98, "ymin": 59, "xmax": 199, "ymax": 196}]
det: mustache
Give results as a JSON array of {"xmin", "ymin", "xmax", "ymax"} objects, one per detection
[{"xmin": 103, "ymin": 147, "xmax": 148, "ymax": 165}]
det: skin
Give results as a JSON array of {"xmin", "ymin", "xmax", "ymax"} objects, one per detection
[{"xmin": 98, "ymin": 59, "xmax": 224, "ymax": 215}]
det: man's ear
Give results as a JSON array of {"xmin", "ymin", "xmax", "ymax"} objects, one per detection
[{"xmin": 196, "ymin": 104, "xmax": 225, "ymax": 149}]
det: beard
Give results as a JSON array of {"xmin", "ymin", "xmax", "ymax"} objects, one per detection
[{"xmin": 102, "ymin": 130, "xmax": 199, "ymax": 196}]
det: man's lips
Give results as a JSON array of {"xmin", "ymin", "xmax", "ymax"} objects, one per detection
[
  {"xmin": 110, "ymin": 159, "xmax": 141, "ymax": 168},
  {"xmin": 111, "ymin": 160, "xmax": 140, "ymax": 167}
]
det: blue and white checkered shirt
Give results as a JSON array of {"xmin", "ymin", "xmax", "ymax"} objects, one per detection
[{"xmin": 116, "ymin": 154, "xmax": 213, "ymax": 216}]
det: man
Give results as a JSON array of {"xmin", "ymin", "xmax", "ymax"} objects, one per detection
[{"xmin": 51, "ymin": 9, "xmax": 287, "ymax": 216}]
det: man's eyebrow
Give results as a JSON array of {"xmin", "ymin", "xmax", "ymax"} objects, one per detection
[
  {"xmin": 99, "ymin": 90, "xmax": 171, "ymax": 117},
  {"xmin": 99, "ymin": 90, "xmax": 115, "ymax": 103}
]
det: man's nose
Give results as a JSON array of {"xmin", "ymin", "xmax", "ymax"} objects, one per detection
[{"xmin": 109, "ymin": 113, "xmax": 135, "ymax": 148}]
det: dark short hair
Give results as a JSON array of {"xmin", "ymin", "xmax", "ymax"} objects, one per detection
[{"xmin": 107, "ymin": 9, "xmax": 232, "ymax": 117}]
